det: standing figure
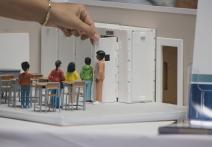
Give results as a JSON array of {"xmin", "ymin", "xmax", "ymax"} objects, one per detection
[
  {"xmin": 95, "ymin": 50, "xmax": 105, "ymax": 103},
  {"xmin": 80, "ymin": 57, "xmax": 93, "ymax": 102},
  {"xmin": 65, "ymin": 62, "xmax": 80, "ymax": 82},
  {"xmin": 48, "ymin": 60, "xmax": 65, "ymax": 108},
  {"xmin": 19, "ymin": 61, "xmax": 32, "ymax": 108},
  {"xmin": 65, "ymin": 62, "xmax": 80, "ymax": 104}
]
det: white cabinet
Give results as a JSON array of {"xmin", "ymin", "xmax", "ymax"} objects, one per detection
[
  {"xmin": 96, "ymin": 23, "xmax": 156, "ymax": 103},
  {"xmin": 41, "ymin": 23, "xmax": 156, "ymax": 103}
]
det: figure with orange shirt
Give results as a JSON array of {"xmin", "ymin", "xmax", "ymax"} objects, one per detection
[
  {"xmin": 95, "ymin": 50, "xmax": 105, "ymax": 103},
  {"xmin": 19, "ymin": 61, "xmax": 32, "ymax": 108}
]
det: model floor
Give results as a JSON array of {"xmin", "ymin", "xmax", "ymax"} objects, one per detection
[{"xmin": 0, "ymin": 102, "xmax": 186, "ymax": 126}]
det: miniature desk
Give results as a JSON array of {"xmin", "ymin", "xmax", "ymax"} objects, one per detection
[
  {"xmin": 63, "ymin": 81, "xmax": 85, "ymax": 110},
  {"xmin": 33, "ymin": 82, "xmax": 48, "ymax": 112},
  {"xmin": 0, "ymin": 69, "xmax": 20, "ymax": 78},
  {"xmin": 34, "ymin": 82, "xmax": 61, "ymax": 112},
  {"xmin": 62, "ymin": 81, "xmax": 75, "ymax": 110}
]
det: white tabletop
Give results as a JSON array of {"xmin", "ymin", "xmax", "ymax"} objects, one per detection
[{"xmin": 1, "ymin": 117, "xmax": 212, "ymax": 147}]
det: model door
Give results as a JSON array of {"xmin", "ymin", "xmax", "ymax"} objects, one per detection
[{"xmin": 95, "ymin": 37, "xmax": 119, "ymax": 102}]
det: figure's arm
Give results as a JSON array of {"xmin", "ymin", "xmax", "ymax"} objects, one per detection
[
  {"xmin": 48, "ymin": 70, "xmax": 54, "ymax": 81},
  {"xmin": 61, "ymin": 71, "xmax": 65, "ymax": 81},
  {"xmin": 0, "ymin": 0, "xmax": 98, "ymax": 43},
  {"xmin": 75, "ymin": 71, "xmax": 80, "ymax": 80}
]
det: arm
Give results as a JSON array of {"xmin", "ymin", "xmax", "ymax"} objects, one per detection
[
  {"xmin": 0, "ymin": 0, "xmax": 98, "ymax": 43},
  {"xmin": 0, "ymin": 0, "xmax": 48, "ymax": 24},
  {"xmin": 60, "ymin": 71, "xmax": 65, "ymax": 81},
  {"xmin": 75, "ymin": 71, "xmax": 80, "ymax": 81},
  {"xmin": 48, "ymin": 70, "xmax": 54, "ymax": 81}
]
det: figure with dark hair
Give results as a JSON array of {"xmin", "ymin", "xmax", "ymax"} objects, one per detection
[
  {"xmin": 80, "ymin": 57, "xmax": 93, "ymax": 102},
  {"xmin": 48, "ymin": 60, "xmax": 65, "ymax": 85},
  {"xmin": 19, "ymin": 61, "xmax": 32, "ymax": 108},
  {"xmin": 95, "ymin": 50, "xmax": 105, "ymax": 103},
  {"xmin": 48, "ymin": 60, "xmax": 65, "ymax": 108},
  {"xmin": 65, "ymin": 62, "xmax": 80, "ymax": 82}
]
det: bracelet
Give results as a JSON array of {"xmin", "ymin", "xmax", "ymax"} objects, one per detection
[{"xmin": 41, "ymin": 0, "xmax": 52, "ymax": 26}]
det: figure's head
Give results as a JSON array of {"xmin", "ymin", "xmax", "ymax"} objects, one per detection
[
  {"xmin": 55, "ymin": 60, "xmax": 62, "ymax": 69},
  {"xmin": 85, "ymin": 57, "xmax": 91, "ymax": 65},
  {"xmin": 96, "ymin": 50, "xmax": 105, "ymax": 60},
  {"xmin": 21, "ymin": 61, "xmax": 30, "ymax": 72},
  {"xmin": 67, "ymin": 62, "xmax": 76, "ymax": 73}
]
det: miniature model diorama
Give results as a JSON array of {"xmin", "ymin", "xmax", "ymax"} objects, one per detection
[
  {"xmin": 80, "ymin": 57, "xmax": 93, "ymax": 102},
  {"xmin": 18, "ymin": 61, "xmax": 32, "ymax": 108},
  {"xmin": 48, "ymin": 60, "xmax": 65, "ymax": 109},
  {"xmin": 95, "ymin": 50, "xmax": 106, "ymax": 103}
]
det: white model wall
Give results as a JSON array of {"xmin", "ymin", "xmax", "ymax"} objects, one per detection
[
  {"xmin": 0, "ymin": 33, "xmax": 29, "ymax": 70},
  {"xmin": 192, "ymin": 0, "xmax": 212, "ymax": 74}
]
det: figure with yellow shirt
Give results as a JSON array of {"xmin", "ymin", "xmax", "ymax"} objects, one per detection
[
  {"xmin": 65, "ymin": 62, "xmax": 80, "ymax": 82},
  {"xmin": 65, "ymin": 62, "xmax": 80, "ymax": 104}
]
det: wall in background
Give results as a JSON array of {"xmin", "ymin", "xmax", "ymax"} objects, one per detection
[
  {"xmin": 0, "ymin": 17, "xmax": 41, "ymax": 73},
  {"xmin": 192, "ymin": 0, "xmax": 212, "ymax": 74},
  {"xmin": 0, "ymin": 33, "xmax": 29, "ymax": 70},
  {"xmin": 0, "ymin": 6, "xmax": 196, "ymax": 105}
]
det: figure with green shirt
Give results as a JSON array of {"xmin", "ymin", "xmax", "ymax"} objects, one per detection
[{"xmin": 80, "ymin": 57, "xmax": 93, "ymax": 102}]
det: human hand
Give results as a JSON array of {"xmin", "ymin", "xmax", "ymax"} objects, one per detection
[{"xmin": 47, "ymin": 3, "xmax": 99, "ymax": 44}]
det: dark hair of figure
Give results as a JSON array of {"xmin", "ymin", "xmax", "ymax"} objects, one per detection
[
  {"xmin": 21, "ymin": 61, "xmax": 30, "ymax": 72},
  {"xmin": 85, "ymin": 57, "xmax": 91, "ymax": 65},
  {"xmin": 67, "ymin": 62, "xmax": 76, "ymax": 73},
  {"xmin": 55, "ymin": 60, "xmax": 62, "ymax": 70},
  {"xmin": 96, "ymin": 50, "xmax": 105, "ymax": 60}
]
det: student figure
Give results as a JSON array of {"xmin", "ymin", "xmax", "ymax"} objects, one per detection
[
  {"xmin": 48, "ymin": 60, "xmax": 65, "ymax": 108},
  {"xmin": 19, "ymin": 61, "xmax": 32, "ymax": 108},
  {"xmin": 95, "ymin": 50, "xmax": 105, "ymax": 103},
  {"xmin": 80, "ymin": 57, "xmax": 93, "ymax": 102},
  {"xmin": 65, "ymin": 62, "xmax": 80, "ymax": 82}
]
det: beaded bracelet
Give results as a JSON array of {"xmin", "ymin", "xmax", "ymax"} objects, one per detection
[{"xmin": 41, "ymin": 0, "xmax": 51, "ymax": 26}]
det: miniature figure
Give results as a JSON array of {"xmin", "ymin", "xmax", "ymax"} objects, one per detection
[
  {"xmin": 95, "ymin": 50, "xmax": 105, "ymax": 103},
  {"xmin": 19, "ymin": 61, "xmax": 32, "ymax": 108},
  {"xmin": 80, "ymin": 57, "xmax": 93, "ymax": 102},
  {"xmin": 65, "ymin": 62, "xmax": 80, "ymax": 82},
  {"xmin": 48, "ymin": 60, "xmax": 65, "ymax": 108}
]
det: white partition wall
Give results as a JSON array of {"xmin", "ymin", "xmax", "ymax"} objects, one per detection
[
  {"xmin": 41, "ymin": 27, "xmax": 59, "ymax": 76},
  {"xmin": 41, "ymin": 27, "xmax": 75, "ymax": 76},
  {"xmin": 58, "ymin": 31, "xmax": 75, "ymax": 72},
  {"xmin": 75, "ymin": 39, "xmax": 93, "ymax": 72}
]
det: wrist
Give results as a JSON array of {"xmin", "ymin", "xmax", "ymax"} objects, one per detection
[
  {"xmin": 40, "ymin": 0, "xmax": 52, "ymax": 26},
  {"xmin": 44, "ymin": 2, "xmax": 58, "ymax": 27}
]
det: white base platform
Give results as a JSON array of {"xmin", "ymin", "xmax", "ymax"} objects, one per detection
[{"xmin": 0, "ymin": 102, "xmax": 186, "ymax": 126}]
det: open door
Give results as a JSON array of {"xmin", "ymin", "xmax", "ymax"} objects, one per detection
[{"xmin": 95, "ymin": 37, "xmax": 119, "ymax": 102}]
